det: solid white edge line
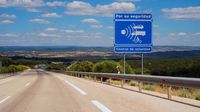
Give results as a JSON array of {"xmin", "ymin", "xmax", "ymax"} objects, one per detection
[
  {"xmin": 65, "ymin": 80, "xmax": 87, "ymax": 95},
  {"xmin": 25, "ymin": 82, "xmax": 31, "ymax": 87},
  {"xmin": 0, "ymin": 96, "xmax": 11, "ymax": 104},
  {"xmin": 91, "ymin": 100, "xmax": 112, "ymax": 112}
]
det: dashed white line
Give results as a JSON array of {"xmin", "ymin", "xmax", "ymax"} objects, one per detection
[
  {"xmin": 65, "ymin": 80, "xmax": 87, "ymax": 95},
  {"xmin": 91, "ymin": 100, "xmax": 112, "ymax": 112},
  {"xmin": 0, "ymin": 96, "xmax": 11, "ymax": 104},
  {"xmin": 25, "ymin": 82, "xmax": 31, "ymax": 87}
]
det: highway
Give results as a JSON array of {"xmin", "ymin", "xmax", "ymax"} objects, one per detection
[{"xmin": 0, "ymin": 69, "xmax": 199, "ymax": 112}]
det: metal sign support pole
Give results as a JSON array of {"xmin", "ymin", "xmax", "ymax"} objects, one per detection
[
  {"xmin": 123, "ymin": 53, "xmax": 126, "ymax": 74},
  {"xmin": 141, "ymin": 53, "xmax": 144, "ymax": 75}
]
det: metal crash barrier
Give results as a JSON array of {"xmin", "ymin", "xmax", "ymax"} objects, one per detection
[{"xmin": 55, "ymin": 70, "xmax": 200, "ymax": 100}]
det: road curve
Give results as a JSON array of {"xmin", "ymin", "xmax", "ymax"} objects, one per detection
[{"xmin": 0, "ymin": 69, "xmax": 199, "ymax": 112}]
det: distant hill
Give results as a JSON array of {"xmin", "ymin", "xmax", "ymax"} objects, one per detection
[
  {"xmin": 0, "ymin": 46, "xmax": 200, "ymax": 59},
  {"xmin": 0, "ymin": 46, "xmax": 200, "ymax": 52}
]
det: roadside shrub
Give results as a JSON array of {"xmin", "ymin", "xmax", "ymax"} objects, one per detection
[
  {"xmin": 93, "ymin": 61, "xmax": 121, "ymax": 73},
  {"xmin": 0, "ymin": 65, "xmax": 30, "ymax": 74},
  {"xmin": 67, "ymin": 61, "xmax": 94, "ymax": 72},
  {"xmin": 143, "ymin": 83, "xmax": 155, "ymax": 91},
  {"xmin": 119, "ymin": 60, "xmax": 134, "ymax": 74}
]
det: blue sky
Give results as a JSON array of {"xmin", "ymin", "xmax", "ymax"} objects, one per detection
[{"xmin": 0, "ymin": 0, "xmax": 200, "ymax": 46}]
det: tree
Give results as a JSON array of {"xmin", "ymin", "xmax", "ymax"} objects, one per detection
[
  {"xmin": 93, "ymin": 61, "xmax": 121, "ymax": 73},
  {"xmin": 0, "ymin": 57, "xmax": 12, "ymax": 66},
  {"xmin": 119, "ymin": 60, "xmax": 134, "ymax": 74},
  {"xmin": 67, "ymin": 61, "xmax": 94, "ymax": 72}
]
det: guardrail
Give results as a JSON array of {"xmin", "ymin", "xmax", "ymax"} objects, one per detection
[{"xmin": 54, "ymin": 70, "xmax": 200, "ymax": 100}]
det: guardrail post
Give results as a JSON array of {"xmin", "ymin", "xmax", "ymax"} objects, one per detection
[
  {"xmin": 138, "ymin": 81, "xmax": 142, "ymax": 92},
  {"xmin": 121, "ymin": 79, "xmax": 124, "ymax": 88},
  {"xmin": 94, "ymin": 76, "xmax": 97, "ymax": 82},
  {"xmin": 101, "ymin": 77, "xmax": 103, "ymax": 83},
  {"xmin": 167, "ymin": 86, "xmax": 172, "ymax": 99}
]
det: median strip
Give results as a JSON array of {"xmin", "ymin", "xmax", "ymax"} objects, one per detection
[
  {"xmin": 65, "ymin": 80, "xmax": 87, "ymax": 95},
  {"xmin": 91, "ymin": 100, "xmax": 112, "ymax": 112},
  {"xmin": 0, "ymin": 96, "xmax": 11, "ymax": 104}
]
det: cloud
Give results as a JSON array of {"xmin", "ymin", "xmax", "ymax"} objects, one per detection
[
  {"xmin": 162, "ymin": 6, "xmax": 200, "ymax": 20},
  {"xmin": 38, "ymin": 32, "xmax": 61, "ymax": 37},
  {"xmin": 81, "ymin": 18, "xmax": 99, "ymax": 23},
  {"xmin": 0, "ymin": 33, "xmax": 17, "ymax": 37},
  {"xmin": 65, "ymin": 1, "xmax": 136, "ymax": 17},
  {"xmin": 192, "ymin": 32, "xmax": 200, "ymax": 36},
  {"xmin": 65, "ymin": 30, "xmax": 84, "ymax": 33},
  {"xmin": 41, "ymin": 13, "xmax": 62, "ymax": 18},
  {"xmin": 0, "ymin": 14, "xmax": 16, "ymax": 19},
  {"xmin": 90, "ymin": 25, "xmax": 103, "ymax": 29},
  {"xmin": 0, "ymin": 20, "xmax": 14, "ymax": 24},
  {"xmin": 45, "ymin": 28, "xmax": 57, "ymax": 31},
  {"xmin": 46, "ymin": 1, "xmax": 67, "ymax": 7},
  {"xmin": 27, "ymin": 8, "xmax": 42, "ymax": 12},
  {"xmin": 169, "ymin": 32, "xmax": 187, "ymax": 36},
  {"xmin": 0, "ymin": 0, "xmax": 45, "ymax": 8},
  {"xmin": 29, "ymin": 18, "xmax": 52, "ymax": 24}
]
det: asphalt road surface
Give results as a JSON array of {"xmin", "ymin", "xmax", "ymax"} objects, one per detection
[{"xmin": 0, "ymin": 69, "xmax": 199, "ymax": 112}]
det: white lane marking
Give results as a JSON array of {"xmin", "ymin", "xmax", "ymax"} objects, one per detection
[
  {"xmin": 91, "ymin": 100, "xmax": 112, "ymax": 112},
  {"xmin": 65, "ymin": 80, "xmax": 87, "ymax": 95},
  {"xmin": 0, "ymin": 96, "xmax": 11, "ymax": 104},
  {"xmin": 25, "ymin": 82, "xmax": 31, "ymax": 87}
]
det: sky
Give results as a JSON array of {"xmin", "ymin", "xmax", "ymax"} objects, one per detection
[{"xmin": 0, "ymin": 0, "xmax": 200, "ymax": 46}]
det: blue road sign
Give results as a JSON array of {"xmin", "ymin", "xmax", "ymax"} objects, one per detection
[{"xmin": 114, "ymin": 13, "xmax": 152, "ymax": 53}]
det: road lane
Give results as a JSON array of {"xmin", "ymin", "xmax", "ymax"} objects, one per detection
[
  {"xmin": 0, "ymin": 70, "xmax": 98, "ymax": 112},
  {"xmin": 51, "ymin": 72, "xmax": 200, "ymax": 112},
  {"xmin": 1, "ymin": 70, "xmax": 199, "ymax": 112},
  {"xmin": 0, "ymin": 69, "xmax": 37, "ymax": 97}
]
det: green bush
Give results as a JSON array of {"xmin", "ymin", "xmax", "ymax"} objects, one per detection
[
  {"xmin": 93, "ymin": 60, "xmax": 121, "ymax": 73},
  {"xmin": 194, "ymin": 90, "xmax": 200, "ymax": 101},
  {"xmin": 143, "ymin": 84, "xmax": 155, "ymax": 91},
  {"xmin": 46, "ymin": 63, "xmax": 66, "ymax": 71},
  {"xmin": 0, "ymin": 57, "xmax": 12, "ymax": 66},
  {"xmin": 119, "ymin": 60, "xmax": 134, "ymax": 74},
  {"xmin": 0, "ymin": 65, "xmax": 30, "ymax": 74},
  {"xmin": 67, "ymin": 61, "xmax": 94, "ymax": 72}
]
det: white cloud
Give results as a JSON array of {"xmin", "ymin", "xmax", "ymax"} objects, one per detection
[
  {"xmin": 46, "ymin": 1, "xmax": 67, "ymax": 7},
  {"xmin": 0, "ymin": 0, "xmax": 45, "ymax": 8},
  {"xmin": 0, "ymin": 13, "xmax": 16, "ymax": 19},
  {"xmin": 27, "ymin": 8, "xmax": 42, "ymax": 12},
  {"xmin": 29, "ymin": 18, "xmax": 52, "ymax": 24},
  {"xmin": 0, "ymin": 33, "xmax": 17, "ymax": 37},
  {"xmin": 162, "ymin": 6, "xmax": 200, "ymax": 19},
  {"xmin": 0, "ymin": 20, "xmax": 14, "ymax": 24},
  {"xmin": 65, "ymin": 30, "xmax": 84, "ymax": 33},
  {"xmin": 65, "ymin": 1, "xmax": 95, "ymax": 15},
  {"xmin": 81, "ymin": 18, "xmax": 99, "ymax": 23},
  {"xmin": 41, "ymin": 13, "xmax": 62, "ymax": 18},
  {"xmin": 38, "ymin": 32, "xmax": 61, "ymax": 37},
  {"xmin": 45, "ymin": 28, "xmax": 57, "ymax": 31},
  {"xmin": 65, "ymin": 1, "xmax": 136, "ymax": 17},
  {"xmin": 169, "ymin": 32, "xmax": 187, "ymax": 36},
  {"xmin": 192, "ymin": 32, "xmax": 200, "ymax": 36},
  {"xmin": 90, "ymin": 25, "xmax": 103, "ymax": 29}
]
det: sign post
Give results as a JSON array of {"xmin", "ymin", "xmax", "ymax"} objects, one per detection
[{"xmin": 114, "ymin": 13, "xmax": 152, "ymax": 75}]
